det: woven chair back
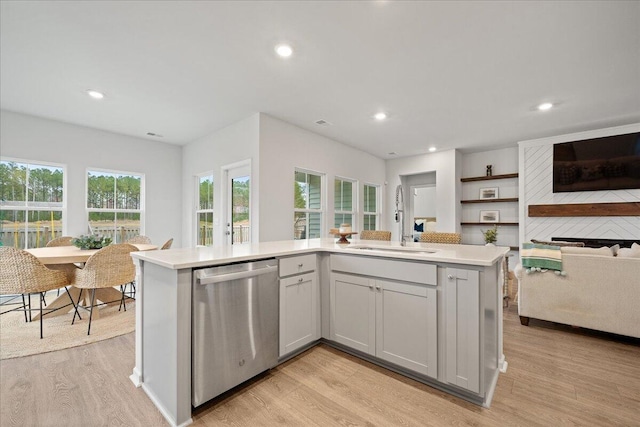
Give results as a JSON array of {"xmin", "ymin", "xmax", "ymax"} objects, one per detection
[
  {"xmin": 419, "ymin": 232, "xmax": 462, "ymax": 244},
  {"xmin": 126, "ymin": 235, "xmax": 152, "ymax": 244},
  {"xmin": 360, "ymin": 230, "xmax": 392, "ymax": 241},
  {"xmin": 72, "ymin": 244, "xmax": 137, "ymax": 289},
  {"xmin": 161, "ymin": 238, "xmax": 174, "ymax": 250},
  {"xmin": 0, "ymin": 247, "xmax": 69, "ymax": 295},
  {"xmin": 46, "ymin": 236, "xmax": 74, "ymax": 247}
]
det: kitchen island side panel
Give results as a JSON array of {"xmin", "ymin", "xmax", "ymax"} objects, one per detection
[{"xmin": 142, "ymin": 263, "xmax": 193, "ymax": 427}]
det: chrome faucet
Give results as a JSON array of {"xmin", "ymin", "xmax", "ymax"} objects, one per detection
[{"xmin": 395, "ymin": 184, "xmax": 406, "ymax": 246}]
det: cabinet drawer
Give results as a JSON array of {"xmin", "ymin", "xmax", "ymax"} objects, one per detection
[
  {"xmin": 279, "ymin": 254, "xmax": 316, "ymax": 277},
  {"xmin": 331, "ymin": 254, "xmax": 437, "ymax": 285}
]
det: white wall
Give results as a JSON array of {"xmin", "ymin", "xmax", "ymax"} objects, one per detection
[
  {"xmin": 0, "ymin": 110, "xmax": 182, "ymax": 246},
  {"xmin": 181, "ymin": 114, "xmax": 260, "ymax": 247},
  {"xmin": 518, "ymin": 123, "xmax": 640, "ymax": 243},
  {"xmin": 385, "ymin": 150, "xmax": 461, "ymax": 240},
  {"xmin": 413, "ymin": 187, "xmax": 437, "ymax": 218},
  {"xmin": 258, "ymin": 114, "xmax": 387, "ymax": 242},
  {"xmin": 461, "ymin": 146, "xmax": 519, "ymax": 247}
]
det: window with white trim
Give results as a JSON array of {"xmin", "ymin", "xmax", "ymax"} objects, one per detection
[
  {"xmin": 87, "ymin": 169, "xmax": 143, "ymax": 243},
  {"xmin": 334, "ymin": 177, "xmax": 356, "ymax": 229},
  {"xmin": 0, "ymin": 159, "xmax": 65, "ymax": 248},
  {"xmin": 196, "ymin": 172, "xmax": 214, "ymax": 246},
  {"xmin": 363, "ymin": 184, "xmax": 380, "ymax": 230},
  {"xmin": 294, "ymin": 169, "xmax": 323, "ymax": 240}
]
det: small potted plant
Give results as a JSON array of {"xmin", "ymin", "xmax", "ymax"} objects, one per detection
[
  {"xmin": 481, "ymin": 225, "xmax": 498, "ymax": 246},
  {"xmin": 71, "ymin": 234, "xmax": 112, "ymax": 250}
]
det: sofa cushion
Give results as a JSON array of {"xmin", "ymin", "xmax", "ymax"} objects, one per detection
[{"xmin": 560, "ymin": 246, "xmax": 614, "ymax": 256}]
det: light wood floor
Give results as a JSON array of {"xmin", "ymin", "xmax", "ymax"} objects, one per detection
[{"xmin": 1, "ymin": 304, "xmax": 639, "ymax": 426}]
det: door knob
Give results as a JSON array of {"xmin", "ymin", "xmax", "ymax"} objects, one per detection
[{"xmin": 447, "ymin": 274, "xmax": 455, "ymax": 280}]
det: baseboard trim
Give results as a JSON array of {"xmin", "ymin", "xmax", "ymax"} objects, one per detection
[
  {"xmin": 129, "ymin": 368, "xmax": 142, "ymax": 387},
  {"xmin": 141, "ymin": 383, "xmax": 192, "ymax": 427}
]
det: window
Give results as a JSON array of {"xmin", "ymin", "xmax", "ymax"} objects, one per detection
[
  {"xmin": 363, "ymin": 184, "xmax": 380, "ymax": 230},
  {"xmin": 294, "ymin": 169, "xmax": 323, "ymax": 240},
  {"xmin": 196, "ymin": 173, "xmax": 214, "ymax": 246},
  {"xmin": 0, "ymin": 159, "xmax": 65, "ymax": 248},
  {"xmin": 334, "ymin": 177, "xmax": 356, "ymax": 229},
  {"xmin": 87, "ymin": 169, "xmax": 143, "ymax": 243}
]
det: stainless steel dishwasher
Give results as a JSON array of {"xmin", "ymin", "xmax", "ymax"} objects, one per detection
[{"xmin": 192, "ymin": 258, "xmax": 279, "ymax": 407}]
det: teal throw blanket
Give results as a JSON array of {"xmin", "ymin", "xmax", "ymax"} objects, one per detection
[{"xmin": 521, "ymin": 242, "xmax": 563, "ymax": 271}]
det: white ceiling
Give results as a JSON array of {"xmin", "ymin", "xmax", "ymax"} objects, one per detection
[{"xmin": 1, "ymin": 1, "xmax": 639, "ymax": 159}]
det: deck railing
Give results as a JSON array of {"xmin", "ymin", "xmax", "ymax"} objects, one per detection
[
  {"xmin": 198, "ymin": 224, "xmax": 250, "ymax": 246},
  {"xmin": 1, "ymin": 225, "xmax": 141, "ymax": 248},
  {"xmin": 0, "ymin": 226, "xmax": 61, "ymax": 248}
]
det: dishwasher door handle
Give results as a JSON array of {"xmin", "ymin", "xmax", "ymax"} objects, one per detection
[{"xmin": 197, "ymin": 265, "xmax": 278, "ymax": 285}]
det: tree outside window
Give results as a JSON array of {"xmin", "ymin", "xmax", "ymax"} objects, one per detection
[
  {"xmin": 87, "ymin": 170, "xmax": 143, "ymax": 243},
  {"xmin": 0, "ymin": 160, "xmax": 65, "ymax": 248},
  {"xmin": 196, "ymin": 173, "xmax": 214, "ymax": 246},
  {"xmin": 294, "ymin": 170, "xmax": 323, "ymax": 240},
  {"xmin": 334, "ymin": 177, "xmax": 356, "ymax": 230},
  {"xmin": 363, "ymin": 184, "xmax": 379, "ymax": 230}
]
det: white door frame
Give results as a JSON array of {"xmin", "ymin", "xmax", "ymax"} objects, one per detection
[{"xmin": 221, "ymin": 159, "xmax": 252, "ymax": 246}]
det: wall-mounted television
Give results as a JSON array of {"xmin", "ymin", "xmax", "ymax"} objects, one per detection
[{"xmin": 553, "ymin": 132, "xmax": 640, "ymax": 193}]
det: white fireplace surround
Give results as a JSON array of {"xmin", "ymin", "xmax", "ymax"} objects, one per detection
[{"xmin": 518, "ymin": 123, "xmax": 640, "ymax": 245}]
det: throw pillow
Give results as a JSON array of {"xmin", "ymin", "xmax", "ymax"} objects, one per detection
[
  {"xmin": 617, "ymin": 242, "xmax": 640, "ymax": 258},
  {"xmin": 531, "ymin": 239, "xmax": 585, "ymax": 247},
  {"xmin": 610, "ymin": 244, "xmax": 620, "ymax": 257},
  {"xmin": 560, "ymin": 246, "xmax": 614, "ymax": 257},
  {"xmin": 414, "ymin": 222, "xmax": 424, "ymax": 232}
]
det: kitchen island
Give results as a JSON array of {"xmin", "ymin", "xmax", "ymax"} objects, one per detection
[{"xmin": 130, "ymin": 239, "xmax": 509, "ymax": 427}]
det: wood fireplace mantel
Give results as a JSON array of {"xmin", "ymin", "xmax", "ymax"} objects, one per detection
[{"xmin": 528, "ymin": 202, "xmax": 640, "ymax": 217}]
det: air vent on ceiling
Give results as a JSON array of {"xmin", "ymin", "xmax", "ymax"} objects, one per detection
[
  {"xmin": 146, "ymin": 132, "xmax": 163, "ymax": 137},
  {"xmin": 315, "ymin": 119, "xmax": 331, "ymax": 126}
]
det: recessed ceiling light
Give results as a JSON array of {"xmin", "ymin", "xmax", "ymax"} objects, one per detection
[
  {"xmin": 86, "ymin": 90, "xmax": 104, "ymax": 99},
  {"xmin": 275, "ymin": 44, "xmax": 293, "ymax": 58},
  {"xmin": 374, "ymin": 112, "xmax": 387, "ymax": 120},
  {"xmin": 388, "ymin": 152, "xmax": 397, "ymax": 156},
  {"xmin": 537, "ymin": 102, "xmax": 553, "ymax": 111},
  {"xmin": 428, "ymin": 147, "xmax": 437, "ymax": 152}
]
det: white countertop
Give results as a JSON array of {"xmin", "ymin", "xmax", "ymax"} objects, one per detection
[{"xmin": 131, "ymin": 238, "xmax": 509, "ymax": 269}]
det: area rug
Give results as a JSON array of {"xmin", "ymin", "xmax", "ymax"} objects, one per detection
[{"xmin": 0, "ymin": 294, "xmax": 135, "ymax": 360}]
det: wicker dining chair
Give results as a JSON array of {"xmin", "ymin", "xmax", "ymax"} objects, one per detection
[
  {"xmin": 46, "ymin": 235, "xmax": 79, "ymax": 295},
  {"xmin": 126, "ymin": 235, "xmax": 152, "ymax": 244},
  {"xmin": 69, "ymin": 243, "xmax": 137, "ymax": 335},
  {"xmin": 0, "ymin": 247, "xmax": 80, "ymax": 338},
  {"xmin": 419, "ymin": 232, "xmax": 462, "ymax": 244},
  {"xmin": 360, "ymin": 230, "xmax": 392, "ymax": 241},
  {"xmin": 46, "ymin": 236, "xmax": 74, "ymax": 247},
  {"xmin": 161, "ymin": 238, "xmax": 174, "ymax": 250}
]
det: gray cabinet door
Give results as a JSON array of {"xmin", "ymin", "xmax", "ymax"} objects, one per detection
[
  {"xmin": 279, "ymin": 272, "xmax": 318, "ymax": 356},
  {"xmin": 330, "ymin": 272, "xmax": 376, "ymax": 355},
  {"xmin": 445, "ymin": 267, "xmax": 480, "ymax": 393},
  {"xmin": 375, "ymin": 279, "xmax": 438, "ymax": 378}
]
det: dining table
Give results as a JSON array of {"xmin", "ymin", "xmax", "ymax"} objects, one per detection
[{"xmin": 27, "ymin": 243, "xmax": 157, "ymax": 319}]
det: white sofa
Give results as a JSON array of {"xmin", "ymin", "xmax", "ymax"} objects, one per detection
[{"xmin": 517, "ymin": 246, "xmax": 640, "ymax": 338}]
